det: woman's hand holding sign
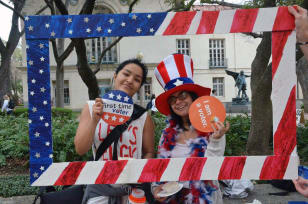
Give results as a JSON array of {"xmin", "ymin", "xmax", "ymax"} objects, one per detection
[
  {"xmin": 211, "ymin": 121, "xmax": 230, "ymax": 139},
  {"xmin": 92, "ymin": 98, "xmax": 104, "ymax": 124}
]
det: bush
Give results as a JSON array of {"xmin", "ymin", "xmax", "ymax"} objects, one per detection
[
  {"xmin": 0, "ymin": 113, "xmax": 91, "ymax": 167},
  {"xmin": 0, "ymin": 175, "xmax": 39, "ymax": 197},
  {"xmin": 152, "ymin": 112, "xmax": 167, "ymax": 151},
  {"xmin": 52, "ymin": 107, "xmax": 73, "ymax": 118},
  {"xmin": 10, "ymin": 107, "xmax": 73, "ymax": 118},
  {"xmin": 297, "ymin": 124, "xmax": 308, "ymax": 164},
  {"xmin": 13, "ymin": 107, "xmax": 28, "ymax": 116},
  {"xmin": 225, "ymin": 114, "xmax": 251, "ymax": 156}
]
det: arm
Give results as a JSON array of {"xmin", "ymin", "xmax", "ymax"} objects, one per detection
[
  {"xmin": 205, "ymin": 135, "xmax": 226, "ymax": 157},
  {"xmin": 74, "ymin": 98, "xmax": 103, "ymax": 155},
  {"xmin": 288, "ymin": 6, "xmax": 308, "ymax": 60},
  {"xmin": 142, "ymin": 113, "xmax": 155, "ymax": 159}
]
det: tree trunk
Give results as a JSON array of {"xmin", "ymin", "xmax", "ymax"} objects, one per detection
[
  {"xmin": 55, "ymin": 62, "xmax": 64, "ymax": 107},
  {"xmin": 0, "ymin": 57, "xmax": 11, "ymax": 98},
  {"xmin": 297, "ymin": 57, "xmax": 308, "ymax": 112},
  {"xmin": 73, "ymin": 39, "xmax": 100, "ymax": 100},
  {"xmin": 55, "ymin": 38, "xmax": 65, "ymax": 108},
  {"xmin": 246, "ymin": 32, "xmax": 273, "ymax": 155}
]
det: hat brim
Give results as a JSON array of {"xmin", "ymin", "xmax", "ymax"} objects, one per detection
[{"xmin": 155, "ymin": 84, "xmax": 211, "ymax": 116}]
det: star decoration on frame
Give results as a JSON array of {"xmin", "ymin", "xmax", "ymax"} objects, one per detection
[{"xmin": 34, "ymin": 132, "xmax": 40, "ymax": 138}]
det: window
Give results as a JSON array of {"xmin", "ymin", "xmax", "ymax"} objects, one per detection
[
  {"xmin": 64, "ymin": 86, "xmax": 70, "ymax": 105},
  {"xmin": 98, "ymin": 79, "xmax": 112, "ymax": 97},
  {"xmin": 52, "ymin": 80, "xmax": 70, "ymax": 105},
  {"xmin": 136, "ymin": 78, "xmax": 152, "ymax": 103},
  {"xmin": 209, "ymin": 39, "xmax": 227, "ymax": 68},
  {"xmin": 176, "ymin": 39, "xmax": 190, "ymax": 56},
  {"xmin": 213, "ymin": 77, "xmax": 224, "ymax": 97},
  {"xmin": 86, "ymin": 5, "xmax": 117, "ymax": 64},
  {"xmin": 87, "ymin": 37, "xmax": 117, "ymax": 63}
]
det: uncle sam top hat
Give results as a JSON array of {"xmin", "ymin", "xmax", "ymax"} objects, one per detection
[{"xmin": 154, "ymin": 53, "xmax": 211, "ymax": 116}]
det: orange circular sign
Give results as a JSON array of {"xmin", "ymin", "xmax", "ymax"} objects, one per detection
[{"xmin": 189, "ymin": 96, "xmax": 226, "ymax": 132}]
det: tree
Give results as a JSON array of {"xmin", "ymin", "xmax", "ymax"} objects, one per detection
[
  {"xmin": 0, "ymin": 0, "xmax": 47, "ymax": 103},
  {"xmin": 0, "ymin": 0, "xmax": 25, "ymax": 102},
  {"xmin": 44, "ymin": 0, "xmax": 75, "ymax": 107}
]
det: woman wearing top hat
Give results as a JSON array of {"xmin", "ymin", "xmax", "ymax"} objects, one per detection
[{"xmin": 152, "ymin": 54, "xmax": 229, "ymax": 204}]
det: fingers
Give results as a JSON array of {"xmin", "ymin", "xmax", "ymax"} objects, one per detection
[
  {"xmin": 153, "ymin": 185, "xmax": 168, "ymax": 202},
  {"xmin": 93, "ymin": 98, "xmax": 103, "ymax": 120},
  {"xmin": 211, "ymin": 121, "xmax": 229, "ymax": 139},
  {"xmin": 298, "ymin": 176, "xmax": 308, "ymax": 185},
  {"xmin": 293, "ymin": 177, "xmax": 308, "ymax": 197},
  {"xmin": 288, "ymin": 6, "xmax": 299, "ymax": 17},
  {"xmin": 289, "ymin": 5, "xmax": 307, "ymax": 18}
]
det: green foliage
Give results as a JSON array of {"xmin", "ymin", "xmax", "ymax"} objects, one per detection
[
  {"xmin": 151, "ymin": 112, "xmax": 167, "ymax": 151},
  {"xmin": 0, "ymin": 175, "xmax": 39, "ymax": 197},
  {"xmin": 11, "ymin": 107, "xmax": 74, "ymax": 118},
  {"xmin": 0, "ymin": 113, "xmax": 91, "ymax": 168},
  {"xmin": 52, "ymin": 107, "xmax": 73, "ymax": 118},
  {"xmin": 13, "ymin": 107, "xmax": 28, "ymax": 116},
  {"xmin": 51, "ymin": 116, "xmax": 91, "ymax": 162},
  {"xmin": 0, "ymin": 115, "xmax": 29, "ymax": 165},
  {"xmin": 296, "ymin": 124, "xmax": 308, "ymax": 164},
  {"xmin": 225, "ymin": 114, "xmax": 251, "ymax": 156}
]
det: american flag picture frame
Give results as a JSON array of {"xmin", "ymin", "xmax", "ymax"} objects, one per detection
[{"xmin": 25, "ymin": 6, "xmax": 299, "ymax": 186}]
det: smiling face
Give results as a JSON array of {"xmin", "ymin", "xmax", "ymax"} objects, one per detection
[
  {"xmin": 169, "ymin": 91, "xmax": 193, "ymax": 119},
  {"xmin": 113, "ymin": 63, "xmax": 143, "ymax": 97}
]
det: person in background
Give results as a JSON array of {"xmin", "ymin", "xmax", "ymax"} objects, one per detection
[
  {"xmin": 212, "ymin": 89, "xmax": 217, "ymax": 96},
  {"xmin": 288, "ymin": 5, "xmax": 308, "ymax": 198},
  {"xmin": 152, "ymin": 54, "xmax": 229, "ymax": 203},
  {"xmin": 146, "ymin": 94, "xmax": 155, "ymax": 110},
  {"xmin": 1, "ymin": 94, "xmax": 13, "ymax": 114},
  {"xmin": 150, "ymin": 94, "xmax": 158, "ymax": 114},
  {"xmin": 288, "ymin": 6, "xmax": 308, "ymax": 60}
]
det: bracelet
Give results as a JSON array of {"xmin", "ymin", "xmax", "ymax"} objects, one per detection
[{"xmin": 296, "ymin": 41, "xmax": 308, "ymax": 46}]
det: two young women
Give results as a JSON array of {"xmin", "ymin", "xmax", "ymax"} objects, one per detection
[{"xmin": 75, "ymin": 54, "xmax": 229, "ymax": 204}]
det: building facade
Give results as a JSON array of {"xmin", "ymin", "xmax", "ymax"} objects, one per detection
[{"xmin": 19, "ymin": 0, "xmax": 264, "ymax": 110}]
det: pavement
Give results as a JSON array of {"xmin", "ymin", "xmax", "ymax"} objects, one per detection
[{"xmin": 0, "ymin": 184, "xmax": 308, "ymax": 204}]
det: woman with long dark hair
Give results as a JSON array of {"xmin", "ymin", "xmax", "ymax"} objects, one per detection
[{"xmin": 152, "ymin": 54, "xmax": 229, "ymax": 204}]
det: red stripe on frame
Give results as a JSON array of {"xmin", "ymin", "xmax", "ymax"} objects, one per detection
[
  {"xmin": 54, "ymin": 162, "xmax": 86, "ymax": 186},
  {"xmin": 273, "ymin": 6, "xmax": 295, "ymax": 32},
  {"xmin": 173, "ymin": 54, "xmax": 187, "ymax": 77},
  {"xmin": 179, "ymin": 157, "xmax": 207, "ymax": 181},
  {"xmin": 163, "ymin": 11, "xmax": 196, "ymax": 35},
  {"xmin": 95, "ymin": 160, "xmax": 128, "ymax": 184},
  {"xmin": 196, "ymin": 11, "xmax": 219, "ymax": 34},
  {"xmin": 157, "ymin": 62, "xmax": 170, "ymax": 85},
  {"xmin": 230, "ymin": 8, "xmax": 259, "ymax": 33},
  {"xmin": 272, "ymin": 31, "xmax": 292, "ymax": 79},
  {"xmin": 260, "ymin": 156, "xmax": 290, "ymax": 179},
  {"xmin": 218, "ymin": 157, "xmax": 247, "ymax": 180},
  {"xmin": 138, "ymin": 158, "xmax": 170, "ymax": 183},
  {"xmin": 274, "ymin": 87, "xmax": 296, "ymax": 155},
  {"xmin": 190, "ymin": 59, "xmax": 193, "ymax": 77}
]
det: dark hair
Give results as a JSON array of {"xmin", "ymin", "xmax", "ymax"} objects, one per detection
[
  {"xmin": 115, "ymin": 58, "xmax": 148, "ymax": 86},
  {"xmin": 169, "ymin": 91, "xmax": 198, "ymax": 130}
]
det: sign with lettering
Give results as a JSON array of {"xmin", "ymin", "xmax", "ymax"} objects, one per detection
[
  {"xmin": 189, "ymin": 96, "xmax": 226, "ymax": 132},
  {"xmin": 101, "ymin": 90, "xmax": 133, "ymax": 126}
]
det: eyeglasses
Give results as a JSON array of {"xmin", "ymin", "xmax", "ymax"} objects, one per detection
[{"xmin": 168, "ymin": 91, "xmax": 189, "ymax": 105}]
